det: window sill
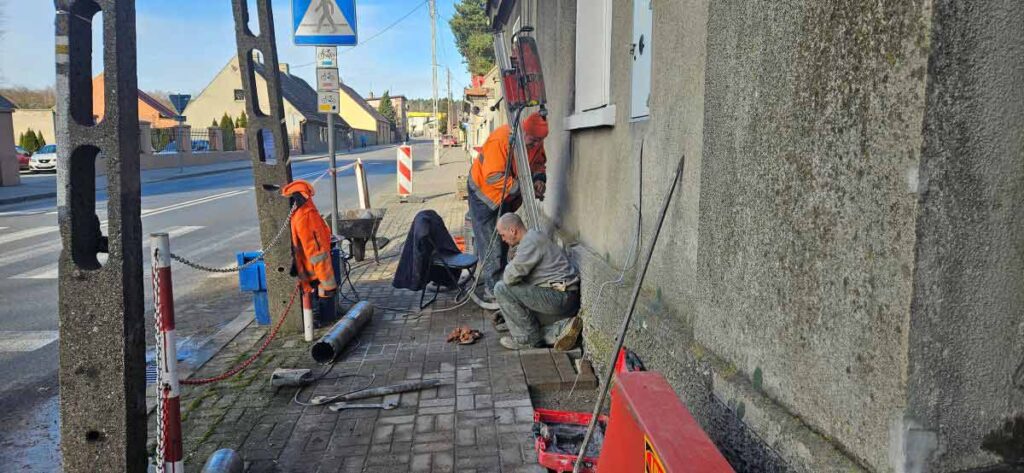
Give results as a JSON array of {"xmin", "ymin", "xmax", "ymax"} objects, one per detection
[{"xmin": 564, "ymin": 105, "xmax": 617, "ymax": 130}]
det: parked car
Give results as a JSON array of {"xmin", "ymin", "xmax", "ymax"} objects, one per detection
[
  {"xmin": 158, "ymin": 139, "xmax": 211, "ymax": 154},
  {"xmin": 14, "ymin": 146, "xmax": 30, "ymax": 171},
  {"xmin": 29, "ymin": 144, "xmax": 57, "ymax": 172},
  {"xmin": 441, "ymin": 135, "xmax": 458, "ymax": 147}
]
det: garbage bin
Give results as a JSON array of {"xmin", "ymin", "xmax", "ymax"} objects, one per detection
[{"xmin": 237, "ymin": 251, "xmax": 270, "ymax": 325}]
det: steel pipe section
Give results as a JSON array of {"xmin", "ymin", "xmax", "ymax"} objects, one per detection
[
  {"xmin": 311, "ymin": 301, "xmax": 374, "ymax": 363},
  {"xmin": 200, "ymin": 449, "xmax": 243, "ymax": 473}
]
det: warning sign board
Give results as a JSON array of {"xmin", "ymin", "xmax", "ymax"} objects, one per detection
[
  {"xmin": 644, "ymin": 436, "xmax": 666, "ymax": 473},
  {"xmin": 292, "ymin": 0, "xmax": 358, "ymax": 46}
]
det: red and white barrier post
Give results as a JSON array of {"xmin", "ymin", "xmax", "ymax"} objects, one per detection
[
  {"xmin": 302, "ymin": 291, "xmax": 314, "ymax": 342},
  {"xmin": 397, "ymin": 144, "xmax": 413, "ymax": 201},
  {"xmin": 151, "ymin": 233, "xmax": 183, "ymax": 473}
]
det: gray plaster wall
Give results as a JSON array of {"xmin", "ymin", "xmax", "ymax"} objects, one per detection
[
  {"xmin": 903, "ymin": 2, "xmax": 1024, "ymax": 471},
  {"xmin": 698, "ymin": 1, "xmax": 932, "ymax": 470}
]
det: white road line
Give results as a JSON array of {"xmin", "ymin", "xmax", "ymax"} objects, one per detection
[
  {"xmin": 9, "ymin": 226, "xmax": 204, "ymax": 280},
  {"xmin": 0, "ymin": 226, "xmax": 58, "ymax": 245},
  {"xmin": 0, "ymin": 331, "xmax": 59, "ymax": 353},
  {"xmin": 141, "ymin": 189, "xmax": 249, "ymax": 218}
]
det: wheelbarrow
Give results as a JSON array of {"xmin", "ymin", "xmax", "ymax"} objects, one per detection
[{"xmin": 332, "ymin": 208, "xmax": 387, "ymax": 262}]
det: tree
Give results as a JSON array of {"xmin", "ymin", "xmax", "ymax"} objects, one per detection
[
  {"xmin": 219, "ymin": 113, "xmax": 236, "ymax": 151},
  {"xmin": 236, "ymin": 111, "xmax": 248, "ymax": 129},
  {"xmin": 35, "ymin": 130, "xmax": 46, "ymax": 148},
  {"xmin": 21, "ymin": 128, "xmax": 39, "ymax": 153},
  {"xmin": 212, "ymin": 119, "xmax": 219, "ymax": 127},
  {"xmin": 450, "ymin": 0, "xmax": 494, "ymax": 76},
  {"xmin": 377, "ymin": 91, "xmax": 397, "ymax": 126}
]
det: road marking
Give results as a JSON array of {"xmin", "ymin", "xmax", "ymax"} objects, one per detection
[
  {"xmin": 9, "ymin": 226, "xmax": 204, "ymax": 280},
  {"xmin": 0, "ymin": 331, "xmax": 58, "ymax": 353},
  {"xmin": 141, "ymin": 189, "xmax": 249, "ymax": 218},
  {"xmin": 0, "ymin": 209, "xmax": 51, "ymax": 217},
  {"xmin": 0, "ymin": 226, "xmax": 58, "ymax": 245}
]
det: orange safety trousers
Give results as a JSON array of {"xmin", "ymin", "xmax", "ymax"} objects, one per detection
[{"xmin": 289, "ymin": 201, "xmax": 337, "ymax": 293}]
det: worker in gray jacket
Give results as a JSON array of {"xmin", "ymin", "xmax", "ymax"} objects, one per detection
[{"xmin": 493, "ymin": 213, "xmax": 582, "ymax": 351}]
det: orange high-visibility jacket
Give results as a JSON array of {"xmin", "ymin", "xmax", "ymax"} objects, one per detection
[
  {"xmin": 283, "ymin": 181, "xmax": 337, "ymax": 293},
  {"xmin": 469, "ymin": 124, "xmax": 546, "ymax": 210}
]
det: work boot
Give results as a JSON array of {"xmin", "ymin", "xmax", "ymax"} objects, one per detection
[
  {"xmin": 490, "ymin": 310, "xmax": 509, "ymax": 333},
  {"xmin": 500, "ymin": 336, "xmax": 540, "ymax": 351},
  {"xmin": 553, "ymin": 316, "xmax": 582, "ymax": 352}
]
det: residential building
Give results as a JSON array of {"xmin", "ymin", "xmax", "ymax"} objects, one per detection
[
  {"xmin": 406, "ymin": 111, "xmax": 446, "ymax": 138},
  {"xmin": 0, "ymin": 94, "xmax": 19, "ymax": 186},
  {"xmin": 184, "ymin": 57, "xmax": 351, "ymax": 154},
  {"xmin": 11, "ymin": 109, "xmax": 55, "ymax": 145},
  {"xmin": 487, "ymin": 1, "xmax": 1024, "ymax": 472},
  {"xmin": 367, "ymin": 93, "xmax": 408, "ymax": 142},
  {"xmin": 463, "ymin": 66, "xmax": 503, "ymax": 152},
  {"xmin": 337, "ymin": 82, "xmax": 392, "ymax": 148},
  {"xmin": 92, "ymin": 73, "xmax": 179, "ymax": 128}
]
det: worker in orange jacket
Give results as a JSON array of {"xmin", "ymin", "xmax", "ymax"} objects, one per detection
[
  {"xmin": 281, "ymin": 180, "xmax": 338, "ymax": 323},
  {"xmin": 468, "ymin": 112, "xmax": 549, "ymax": 308}
]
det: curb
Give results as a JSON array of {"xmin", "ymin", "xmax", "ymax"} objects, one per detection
[{"xmin": 0, "ymin": 191, "xmax": 57, "ymax": 206}]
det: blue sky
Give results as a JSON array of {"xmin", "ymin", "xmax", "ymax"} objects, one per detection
[{"xmin": 0, "ymin": 0, "xmax": 471, "ymax": 99}]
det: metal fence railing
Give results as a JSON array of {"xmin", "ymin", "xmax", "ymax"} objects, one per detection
[{"xmin": 143, "ymin": 127, "xmax": 304, "ymax": 155}]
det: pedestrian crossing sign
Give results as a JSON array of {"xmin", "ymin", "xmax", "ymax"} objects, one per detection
[{"xmin": 292, "ymin": 0, "xmax": 358, "ymax": 46}]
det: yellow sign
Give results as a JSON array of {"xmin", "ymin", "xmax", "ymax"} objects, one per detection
[{"xmin": 644, "ymin": 436, "xmax": 666, "ymax": 473}]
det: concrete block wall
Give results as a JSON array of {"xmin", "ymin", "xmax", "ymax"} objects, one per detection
[{"xmin": 505, "ymin": 0, "xmax": 1024, "ymax": 471}]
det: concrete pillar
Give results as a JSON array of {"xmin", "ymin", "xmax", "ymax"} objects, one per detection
[
  {"xmin": 0, "ymin": 110, "xmax": 21, "ymax": 186},
  {"xmin": 175, "ymin": 125, "xmax": 191, "ymax": 154},
  {"xmin": 138, "ymin": 120, "xmax": 153, "ymax": 154},
  {"xmin": 234, "ymin": 127, "xmax": 246, "ymax": 151},
  {"xmin": 208, "ymin": 126, "xmax": 224, "ymax": 151},
  {"xmin": 231, "ymin": 0, "xmax": 300, "ymax": 333},
  {"xmin": 54, "ymin": 1, "xmax": 147, "ymax": 472}
]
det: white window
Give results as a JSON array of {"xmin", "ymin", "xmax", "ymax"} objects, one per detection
[
  {"xmin": 631, "ymin": 0, "xmax": 653, "ymax": 120},
  {"xmin": 567, "ymin": 0, "xmax": 615, "ymax": 130}
]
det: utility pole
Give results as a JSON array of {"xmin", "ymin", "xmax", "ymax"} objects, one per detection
[
  {"xmin": 430, "ymin": 0, "xmax": 440, "ymax": 166},
  {"xmin": 447, "ymin": 67, "xmax": 453, "ymax": 136}
]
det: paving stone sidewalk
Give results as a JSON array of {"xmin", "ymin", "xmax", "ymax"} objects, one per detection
[{"xmin": 152, "ymin": 152, "xmax": 549, "ymax": 472}]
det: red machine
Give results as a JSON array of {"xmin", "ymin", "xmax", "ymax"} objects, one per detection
[
  {"xmin": 502, "ymin": 32, "xmax": 547, "ymax": 110},
  {"xmin": 534, "ymin": 349, "xmax": 734, "ymax": 472}
]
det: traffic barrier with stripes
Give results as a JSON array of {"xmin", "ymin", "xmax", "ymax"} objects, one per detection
[
  {"xmin": 397, "ymin": 144, "xmax": 413, "ymax": 198},
  {"xmin": 152, "ymin": 233, "xmax": 183, "ymax": 473},
  {"xmin": 302, "ymin": 291, "xmax": 314, "ymax": 342}
]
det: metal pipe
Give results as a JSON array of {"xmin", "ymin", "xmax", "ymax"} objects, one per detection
[
  {"xmin": 200, "ymin": 449, "xmax": 243, "ymax": 473},
  {"xmin": 572, "ymin": 156, "xmax": 686, "ymax": 473},
  {"xmin": 151, "ymin": 233, "xmax": 184, "ymax": 473},
  {"xmin": 310, "ymin": 301, "xmax": 374, "ymax": 363},
  {"xmin": 310, "ymin": 379, "xmax": 443, "ymax": 405}
]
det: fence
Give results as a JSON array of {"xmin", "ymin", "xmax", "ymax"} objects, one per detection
[{"xmin": 144, "ymin": 126, "xmax": 303, "ymax": 155}]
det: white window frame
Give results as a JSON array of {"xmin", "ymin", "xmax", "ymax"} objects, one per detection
[{"xmin": 566, "ymin": 0, "xmax": 616, "ymax": 130}]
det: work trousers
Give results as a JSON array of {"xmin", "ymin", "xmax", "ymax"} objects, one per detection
[
  {"xmin": 467, "ymin": 190, "xmax": 509, "ymax": 293},
  {"xmin": 494, "ymin": 281, "xmax": 580, "ymax": 346}
]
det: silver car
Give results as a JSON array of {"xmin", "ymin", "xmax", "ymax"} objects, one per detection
[{"xmin": 29, "ymin": 144, "xmax": 57, "ymax": 172}]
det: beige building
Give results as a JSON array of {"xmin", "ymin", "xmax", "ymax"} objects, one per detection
[
  {"xmin": 12, "ymin": 109, "xmax": 56, "ymax": 145},
  {"xmin": 464, "ymin": 66, "xmax": 503, "ymax": 153},
  {"xmin": 337, "ymin": 82, "xmax": 392, "ymax": 148},
  {"xmin": 367, "ymin": 93, "xmax": 408, "ymax": 142},
  {"xmin": 185, "ymin": 57, "xmax": 351, "ymax": 154}
]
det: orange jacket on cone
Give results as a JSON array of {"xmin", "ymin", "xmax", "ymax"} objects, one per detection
[
  {"xmin": 469, "ymin": 116, "xmax": 547, "ymax": 210},
  {"xmin": 281, "ymin": 180, "xmax": 337, "ymax": 294}
]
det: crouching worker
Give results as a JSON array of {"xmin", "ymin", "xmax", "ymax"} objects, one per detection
[
  {"xmin": 281, "ymin": 180, "xmax": 338, "ymax": 327},
  {"xmin": 493, "ymin": 213, "xmax": 582, "ymax": 351}
]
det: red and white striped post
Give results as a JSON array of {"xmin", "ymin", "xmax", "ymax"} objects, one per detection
[
  {"xmin": 302, "ymin": 290, "xmax": 314, "ymax": 342},
  {"xmin": 151, "ymin": 233, "xmax": 183, "ymax": 473},
  {"xmin": 397, "ymin": 144, "xmax": 413, "ymax": 201}
]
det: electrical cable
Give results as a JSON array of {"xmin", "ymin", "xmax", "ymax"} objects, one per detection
[{"xmin": 292, "ymin": 0, "xmax": 429, "ymax": 70}]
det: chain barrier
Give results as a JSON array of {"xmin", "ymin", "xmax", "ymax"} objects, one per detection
[
  {"xmin": 180, "ymin": 284, "xmax": 299, "ymax": 385},
  {"xmin": 153, "ymin": 258, "xmax": 167, "ymax": 473},
  {"xmin": 169, "ymin": 204, "xmax": 297, "ymax": 273}
]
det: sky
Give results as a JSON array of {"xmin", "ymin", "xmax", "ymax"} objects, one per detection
[{"xmin": 0, "ymin": 0, "xmax": 472, "ymax": 99}]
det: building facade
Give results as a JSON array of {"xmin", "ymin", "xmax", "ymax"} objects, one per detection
[
  {"xmin": 367, "ymin": 93, "xmax": 408, "ymax": 143},
  {"xmin": 488, "ymin": 1, "xmax": 1024, "ymax": 472}
]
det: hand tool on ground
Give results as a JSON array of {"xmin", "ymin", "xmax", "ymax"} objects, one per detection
[
  {"xmin": 309, "ymin": 379, "xmax": 442, "ymax": 406},
  {"xmin": 327, "ymin": 400, "xmax": 398, "ymax": 412}
]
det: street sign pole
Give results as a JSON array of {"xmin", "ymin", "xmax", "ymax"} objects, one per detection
[{"xmin": 328, "ymin": 106, "xmax": 338, "ymax": 235}]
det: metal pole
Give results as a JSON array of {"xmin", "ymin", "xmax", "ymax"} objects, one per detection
[
  {"xmin": 152, "ymin": 233, "xmax": 184, "ymax": 473},
  {"xmin": 492, "ymin": 31, "xmax": 540, "ymax": 229},
  {"xmin": 571, "ymin": 156, "xmax": 686, "ymax": 473},
  {"xmin": 302, "ymin": 290, "xmax": 314, "ymax": 342},
  {"xmin": 328, "ymin": 112, "xmax": 338, "ymax": 235},
  {"xmin": 430, "ymin": 0, "xmax": 440, "ymax": 166}
]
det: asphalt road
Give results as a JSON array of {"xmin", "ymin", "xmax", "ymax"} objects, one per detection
[{"xmin": 0, "ymin": 141, "xmax": 433, "ymax": 469}]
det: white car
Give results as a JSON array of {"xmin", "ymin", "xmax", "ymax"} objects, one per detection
[{"xmin": 29, "ymin": 144, "xmax": 57, "ymax": 172}]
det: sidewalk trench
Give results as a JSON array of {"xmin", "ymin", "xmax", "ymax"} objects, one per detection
[{"xmin": 151, "ymin": 154, "xmax": 549, "ymax": 473}]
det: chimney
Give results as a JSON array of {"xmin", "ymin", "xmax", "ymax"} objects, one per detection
[{"xmin": 279, "ymin": 63, "xmax": 290, "ymax": 75}]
